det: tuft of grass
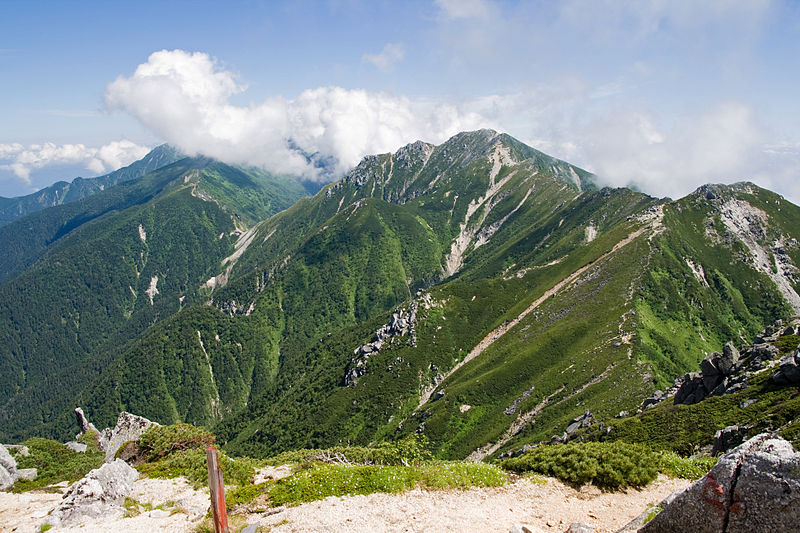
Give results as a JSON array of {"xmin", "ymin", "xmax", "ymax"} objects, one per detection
[
  {"xmin": 644, "ymin": 506, "xmax": 663, "ymax": 524},
  {"xmin": 500, "ymin": 441, "xmax": 658, "ymax": 489},
  {"xmin": 228, "ymin": 462, "xmax": 506, "ymax": 508},
  {"xmin": 775, "ymin": 334, "xmax": 800, "ymax": 354},
  {"xmin": 123, "ymin": 497, "xmax": 142, "ymax": 518},
  {"xmin": 656, "ymin": 451, "xmax": 716, "ymax": 480}
]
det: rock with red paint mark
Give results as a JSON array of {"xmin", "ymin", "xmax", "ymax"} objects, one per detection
[
  {"xmin": 726, "ymin": 438, "xmax": 800, "ymax": 532},
  {"xmin": 639, "ymin": 433, "xmax": 800, "ymax": 533}
]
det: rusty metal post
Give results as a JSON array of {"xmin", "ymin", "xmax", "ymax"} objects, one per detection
[{"xmin": 206, "ymin": 446, "xmax": 230, "ymax": 533}]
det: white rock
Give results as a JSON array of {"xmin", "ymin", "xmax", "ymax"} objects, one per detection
[{"xmin": 43, "ymin": 458, "xmax": 139, "ymax": 527}]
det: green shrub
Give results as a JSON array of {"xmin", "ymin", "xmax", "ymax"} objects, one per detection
[
  {"xmin": 134, "ymin": 423, "xmax": 256, "ymax": 488},
  {"xmin": 656, "ymin": 451, "xmax": 716, "ymax": 479},
  {"xmin": 137, "ymin": 423, "xmax": 216, "ymax": 461},
  {"xmin": 500, "ymin": 441, "xmax": 658, "ymax": 489},
  {"xmin": 263, "ymin": 435, "xmax": 432, "ymax": 467},
  {"xmin": 12, "ymin": 436, "xmax": 104, "ymax": 492},
  {"xmin": 137, "ymin": 447, "xmax": 257, "ymax": 488}
]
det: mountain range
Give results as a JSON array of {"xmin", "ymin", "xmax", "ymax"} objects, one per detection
[{"xmin": 1, "ymin": 129, "xmax": 798, "ymax": 461}]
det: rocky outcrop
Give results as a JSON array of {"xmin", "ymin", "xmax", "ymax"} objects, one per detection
[
  {"xmin": 670, "ymin": 319, "xmax": 800, "ymax": 407},
  {"xmin": 345, "ymin": 295, "xmax": 426, "ymax": 386},
  {"xmin": 98, "ymin": 412, "xmax": 158, "ymax": 463},
  {"xmin": 73, "ymin": 408, "xmax": 158, "ymax": 462},
  {"xmin": 74, "ymin": 407, "xmax": 99, "ymax": 438},
  {"xmin": 551, "ymin": 410, "xmax": 595, "ymax": 443},
  {"xmin": 639, "ymin": 434, "xmax": 800, "ymax": 533},
  {"xmin": 43, "ymin": 459, "xmax": 138, "ymax": 528},
  {"xmin": 674, "ymin": 342, "xmax": 743, "ymax": 405},
  {"xmin": 0, "ymin": 443, "xmax": 37, "ymax": 489}
]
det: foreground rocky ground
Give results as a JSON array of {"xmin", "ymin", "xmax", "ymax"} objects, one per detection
[{"xmin": 0, "ymin": 472, "xmax": 689, "ymax": 533}]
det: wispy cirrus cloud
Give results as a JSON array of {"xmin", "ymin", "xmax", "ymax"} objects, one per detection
[{"xmin": 362, "ymin": 43, "xmax": 405, "ymax": 72}]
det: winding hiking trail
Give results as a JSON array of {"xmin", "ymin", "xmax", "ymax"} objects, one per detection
[{"xmin": 418, "ymin": 216, "xmax": 658, "ymax": 411}]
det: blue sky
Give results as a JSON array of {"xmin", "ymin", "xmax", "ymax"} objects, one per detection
[{"xmin": 1, "ymin": 0, "xmax": 799, "ymax": 203}]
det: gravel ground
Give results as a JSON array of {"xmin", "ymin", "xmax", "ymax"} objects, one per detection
[{"xmin": 0, "ymin": 472, "xmax": 689, "ymax": 533}]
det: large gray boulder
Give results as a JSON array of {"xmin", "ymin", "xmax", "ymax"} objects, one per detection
[
  {"xmin": 0, "ymin": 445, "xmax": 17, "ymax": 490},
  {"xmin": 639, "ymin": 434, "xmax": 800, "ymax": 533},
  {"xmin": 726, "ymin": 438, "xmax": 800, "ymax": 531},
  {"xmin": 0, "ymin": 444, "xmax": 16, "ymax": 476},
  {"xmin": 43, "ymin": 458, "xmax": 138, "ymax": 527},
  {"xmin": 98, "ymin": 411, "xmax": 158, "ymax": 462},
  {"xmin": 772, "ymin": 348, "xmax": 800, "ymax": 385},
  {"xmin": 674, "ymin": 372, "xmax": 706, "ymax": 405},
  {"xmin": 0, "ymin": 464, "xmax": 13, "ymax": 490}
]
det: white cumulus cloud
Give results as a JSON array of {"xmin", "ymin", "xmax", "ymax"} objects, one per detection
[
  {"xmin": 105, "ymin": 49, "xmax": 490, "ymax": 179},
  {"xmin": 0, "ymin": 140, "xmax": 149, "ymax": 184}
]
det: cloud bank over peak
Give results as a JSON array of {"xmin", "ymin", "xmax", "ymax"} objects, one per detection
[
  {"xmin": 103, "ymin": 49, "xmax": 800, "ymax": 205},
  {"xmin": 105, "ymin": 49, "xmax": 490, "ymax": 180}
]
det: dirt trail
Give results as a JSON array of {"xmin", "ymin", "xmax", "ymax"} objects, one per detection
[
  {"xmin": 253, "ymin": 474, "xmax": 689, "ymax": 533},
  {"xmin": 1, "ymin": 471, "xmax": 688, "ymax": 533}
]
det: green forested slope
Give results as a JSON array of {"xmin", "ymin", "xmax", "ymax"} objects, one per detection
[{"xmin": 0, "ymin": 158, "xmax": 310, "ymax": 440}]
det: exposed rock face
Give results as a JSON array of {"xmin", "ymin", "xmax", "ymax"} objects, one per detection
[
  {"xmin": 640, "ymin": 434, "xmax": 800, "ymax": 533},
  {"xmin": 99, "ymin": 412, "xmax": 158, "ymax": 463},
  {"xmin": 0, "ymin": 445, "xmax": 16, "ymax": 476},
  {"xmin": 345, "ymin": 296, "xmax": 427, "ymax": 386},
  {"xmin": 43, "ymin": 459, "xmax": 138, "ymax": 527}
]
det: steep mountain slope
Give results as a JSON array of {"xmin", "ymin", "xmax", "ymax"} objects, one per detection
[
  {"xmin": 4, "ymin": 130, "xmax": 798, "ymax": 461},
  {"xmin": 37, "ymin": 131, "xmax": 641, "ymax": 445},
  {"xmin": 0, "ymin": 158, "xmax": 311, "ymax": 441},
  {"xmin": 212, "ymin": 138, "xmax": 799, "ymax": 459},
  {"xmin": 0, "ymin": 144, "xmax": 182, "ymax": 227}
]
